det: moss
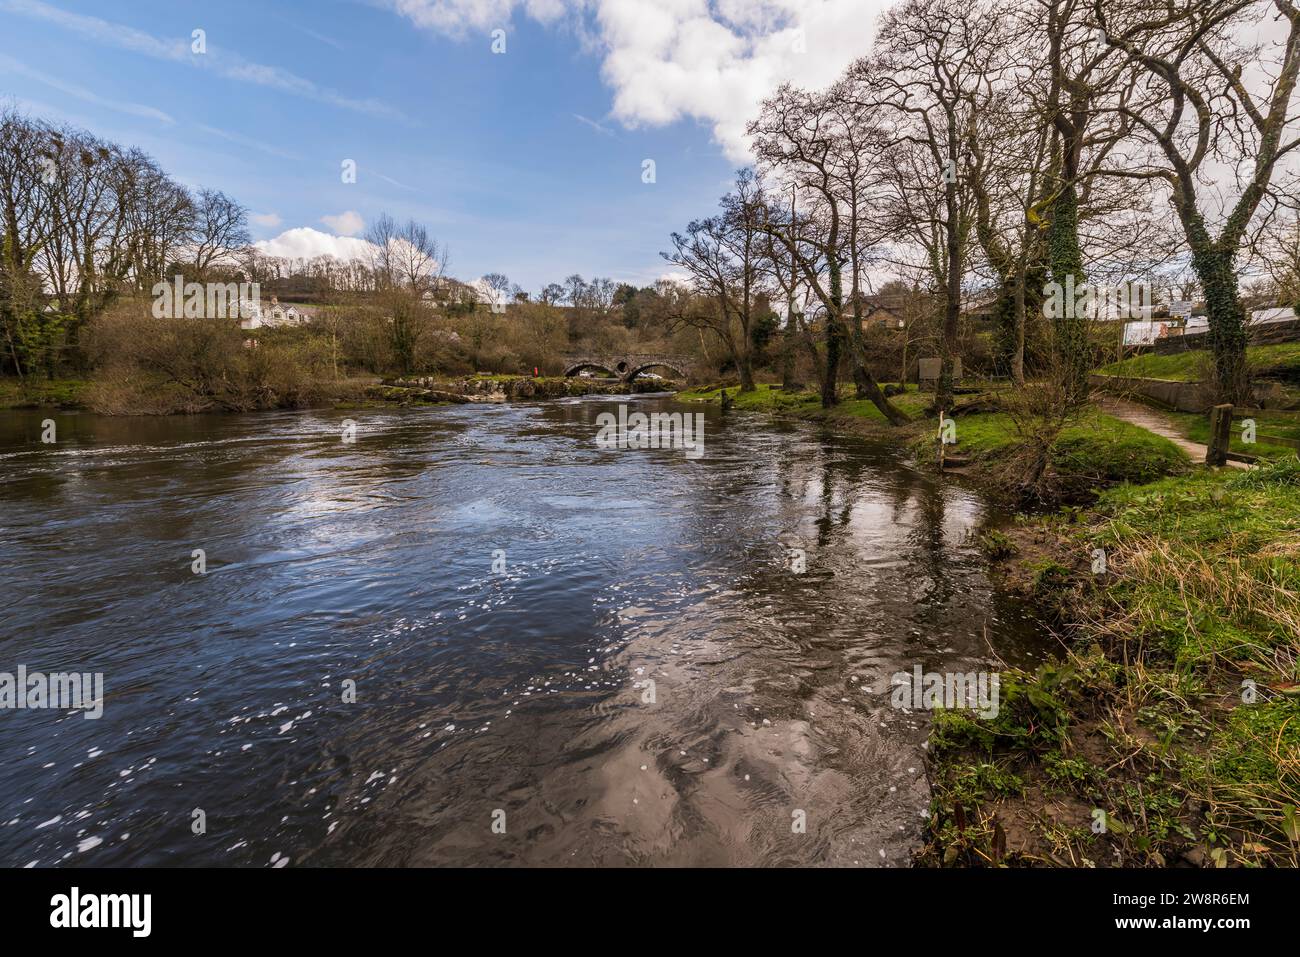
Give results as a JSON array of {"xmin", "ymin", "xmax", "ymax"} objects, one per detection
[
  {"xmin": 1028, "ymin": 559, "xmax": 1072, "ymax": 595},
  {"xmin": 1043, "ymin": 752, "xmax": 1101, "ymax": 787}
]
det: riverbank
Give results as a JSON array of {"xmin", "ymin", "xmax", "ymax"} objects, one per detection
[
  {"xmin": 680, "ymin": 381, "xmax": 1189, "ymax": 501},
  {"xmin": 0, "ymin": 373, "xmax": 673, "ymax": 414},
  {"xmin": 682, "ymin": 380, "xmax": 1300, "ymax": 867},
  {"xmin": 929, "ymin": 459, "xmax": 1300, "ymax": 867},
  {"xmin": 0, "ymin": 377, "xmax": 87, "ymax": 410},
  {"xmin": 372, "ymin": 374, "xmax": 678, "ymax": 405}
]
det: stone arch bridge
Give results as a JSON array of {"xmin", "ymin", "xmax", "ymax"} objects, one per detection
[{"xmin": 562, "ymin": 353, "xmax": 694, "ymax": 384}]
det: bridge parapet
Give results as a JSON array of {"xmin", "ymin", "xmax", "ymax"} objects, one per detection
[{"xmin": 562, "ymin": 354, "xmax": 694, "ymax": 383}]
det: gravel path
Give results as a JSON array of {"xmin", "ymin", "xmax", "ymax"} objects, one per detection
[{"xmin": 1098, "ymin": 396, "xmax": 1250, "ymax": 470}]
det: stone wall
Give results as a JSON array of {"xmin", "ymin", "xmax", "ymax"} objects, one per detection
[
  {"xmin": 1089, "ymin": 374, "xmax": 1213, "ymax": 412},
  {"xmin": 1146, "ymin": 318, "xmax": 1300, "ymax": 356}
]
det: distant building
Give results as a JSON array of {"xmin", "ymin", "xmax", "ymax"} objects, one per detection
[
  {"xmin": 237, "ymin": 298, "xmax": 262, "ymax": 330},
  {"xmin": 960, "ymin": 289, "xmax": 1000, "ymax": 323},
  {"xmin": 1122, "ymin": 320, "xmax": 1181, "ymax": 346},
  {"xmin": 240, "ymin": 296, "xmax": 313, "ymax": 330},
  {"xmin": 1251, "ymin": 306, "xmax": 1298, "ymax": 326},
  {"xmin": 466, "ymin": 278, "xmax": 510, "ymax": 314},
  {"xmin": 1164, "ymin": 306, "xmax": 1295, "ymax": 338},
  {"xmin": 850, "ymin": 293, "xmax": 907, "ymax": 329}
]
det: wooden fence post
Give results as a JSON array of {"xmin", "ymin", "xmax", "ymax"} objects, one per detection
[{"xmin": 1207, "ymin": 403, "xmax": 1233, "ymax": 466}]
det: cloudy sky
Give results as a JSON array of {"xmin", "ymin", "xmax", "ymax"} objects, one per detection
[{"xmin": 0, "ymin": 0, "xmax": 891, "ymax": 292}]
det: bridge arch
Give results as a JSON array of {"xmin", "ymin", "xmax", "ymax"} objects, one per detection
[
  {"xmin": 562, "ymin": 361, "xmax": 618, "ymax": 378},
  {"xmin": 627, "ymin": 362, "xmax": 687, "ymax": 382},
  {"xmin": 562, "ymin": 353, "xmax": 694, "ymax": 383}
]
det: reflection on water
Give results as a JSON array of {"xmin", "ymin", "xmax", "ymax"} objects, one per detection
[{"xmin": 0, "ymin": 396, "xmax": 1047, "ymax": 866}]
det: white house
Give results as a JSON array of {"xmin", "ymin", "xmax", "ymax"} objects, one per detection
[
  {"xmin": 239, "ymin": 297, "xmax": 312, "ymax": 329},
  {"xmin": 1250, "ymin": 306, "xmax": 1298, "ymax": 326},
  {"xmin": 1122, "ymin": 320, "xmax": 1180, "ymax": 346},
  {"xmin": 1179, "ymin": 306, "xmax": 1296, "ymax": 336},
  {"xmin": 468, "ymin": 277, "xmax": 510, "ymax": 314},
  {"xmin": 237, "ymin": 297, "xmax": 263, "ymax": 330}
]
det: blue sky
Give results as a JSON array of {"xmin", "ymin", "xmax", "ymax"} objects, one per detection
[{"xmin": 0, "ymin": 0, "xmax": 809, "ymax": 292}]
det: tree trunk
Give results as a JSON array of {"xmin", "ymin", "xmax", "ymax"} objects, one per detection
[
  {"xmin": 822, "ymin": 258, "xmax": 845, "ymax": 408},
  {"xmin": 848, "ymin": 336, "xmax": 910, "ymax": 425},
  {"xmin": 1047, "ymin": 181, "xmax": 1090, "ymax": 402},
  {"xmin": 1012, "ymin": 266, "xmax": 1027, "ymax": 387},
  {"xmin": 939, "ymin": 180, "xmax": 961, "ymax": 411},
  {"xmin": 821, "ymin": 320, "xmax": 842, "ymax": 408},
  {"xmin": 1188, "ymin": 235, "xmax": 1250, "ymax": 404},
  {"xmin": 737, "ymin": 353, "xmax": 756, "ymax": 392},
  {"xmin": 781, "ymin": 312, "xmax": 797, "ymax": 390}
]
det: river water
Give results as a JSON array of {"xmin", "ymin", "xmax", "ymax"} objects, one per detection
[{"xmin": 0, "ymin": 395, "xmax": 1046, "ymax": 867}]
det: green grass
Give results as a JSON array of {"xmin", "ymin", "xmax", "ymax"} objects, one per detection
[
  {"xmin": 684, "ymin": 384, "xmax": 1190, "ymax": 496},
  {"xmin": 0, "ymin": 377, "xmax": 87, "ymax": 409},
  {"xmin": 1089, "ymin": 462, "xmax": 1300, "ymax": 671},
  {"xmin": 1166, "ymin": 409, "xmax": 1300, "ymax": 461},
  {"xmin": 951, "ymin": 409, "xmax": 1190, "ymax": 487},
  {"xmin": 1099, "ymin": 342, "xmax": 1300, "ymax": 382},
  {"xmin": 1204, "ymin": 698, "xmax": 1300, "ymax": 808},
  {"xmin": 926, "ymin": 458, "xmax": 1300, "ymax": 866},
  {"xmin": 679, "ymin": 381, "xmax": 932, "ymax": 422}
]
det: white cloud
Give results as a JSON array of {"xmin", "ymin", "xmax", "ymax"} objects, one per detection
[
  {"xmin": 573, "ymin": 113, "xmax": 614, "ymax": 136},
  {"xmin": 0, "ymin": 52, "xmax": 174, "ymax": 124},
  {"xmin": 383, "ymin": 0, "xmax": 892, "ymax": 160},
  {"xmin": 1, "ymin": 0, "xmax": 408, "ymax": 122},
  {"xmin": 251, "ymin": 212, "xmax": 283, "ymax": 229},
  {"xmin": 381, "ymin": 0, "xmax": 567, "ymax": 37},
  {"xmin": 197, "ymin": 124, "xmax": 301, "ymax": 161},
  {"xmin": 253, "ymin": 227, "xmax": 374, "ymax": 261},
  {"xmin": 320, "ymin": 210, "xmax": 366, "ymax": 237}
]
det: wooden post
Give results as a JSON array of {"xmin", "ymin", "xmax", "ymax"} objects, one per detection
[
  {"xmin": 1207, "ymin": 403, "xmax": 1233, "ymax": 466},
  {"xmin": 938, "ymin": 410, "xmax": 946, "ymax": 469}
]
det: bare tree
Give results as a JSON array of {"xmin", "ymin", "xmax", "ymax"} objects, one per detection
[
  {"xmin": 190, "ymin": 188, "xmax": 249, "ymax": 276},
  {"xmin": 0, "ymin": 108, "xmax": 53, "ymax": 380},
  {"xmin": 853, "ymin": 0, "xmax": 999, "ymax": 410},
  {"xmin": 365, "ymin": 213, "xmax": 447, "ymax": 375},
  {"xmin": 481, "ymin": 272, "xmax": 513, "ymax": 312},
  {"xmin": 663, "ymin": 169, "xmax": 767, "ymax": 391},
  {"xmin": 1096, "ymin": 0, "xmax": 1300, "ymax": 402},
  {"xmin": 750, "ymin": 84, "xmax": 907, "ymax": 422}
]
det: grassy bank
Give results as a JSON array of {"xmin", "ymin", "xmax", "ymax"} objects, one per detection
[
  {"xmin": 1163, "ymin": 408, "xmax": 1300, "ymax": 462},
  {"xmin": 941, "ymin": 408, "xmax": 1190, "ymax": 497},
  {"xmin": 682, "ymin": 381, "xmax": 1189, "ymax": 501},
  {"xmin": 925, "ymin": 458, "xmax": 1300, "ymax": 867},
  {"xmin": 679, "ymin": 381, "xmax": 933, "ymax": 427},
  {"xmin": 1099, "ymin": 342, "xmax": 1300, "ymax": 382},
  {"xmin": 0, "ymin": 377, "xmax": 88, "ymax": 410}
]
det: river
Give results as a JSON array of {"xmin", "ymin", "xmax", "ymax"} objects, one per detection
[{"xmin": 0, "ymin": 395, "xmax": 1046, "ymax": 866}]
